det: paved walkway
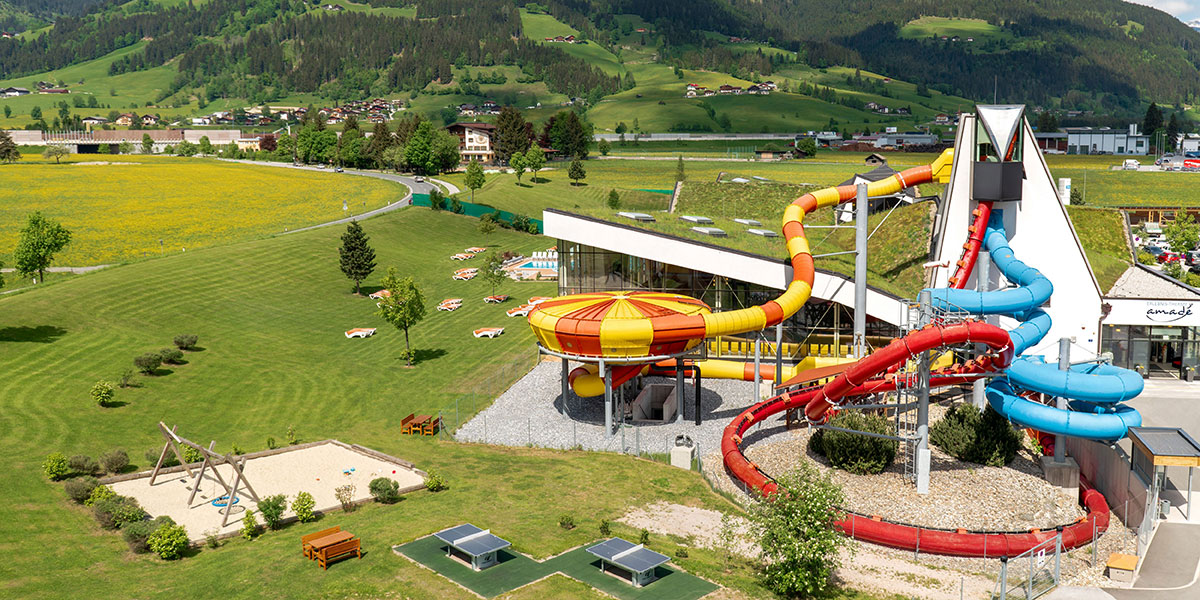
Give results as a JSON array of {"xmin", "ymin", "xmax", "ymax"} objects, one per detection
[
  {"xmin": 1047, "ymin": 523, "xmax": 1200, "ymax": 600},
  {"xmin": 0, "ymin": 265, "xmax": 113, "ymax": 274},
  {"xmin": 429, "ymin": 177, "xmax": 460, "ymax": 195}
]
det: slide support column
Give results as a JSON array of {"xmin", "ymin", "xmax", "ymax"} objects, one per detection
[
  {"xmin": 916, "ymin": 289, "xmax": 932, "ymax": 494},
  {"xmin": 972, "ymin": 251, "xmax": 990, "ymax": 409},
  {"xmin": 753, "ymin": 336, "xmax": 762, "ymax": 404},
  {"xmin": 1055, "ymin": 337, "xmax": 1070, "ymax": 463},
  {"xmin": 775, "ymin": 323, "xmax": 783, "ymax": 387},
  {"xmin": 853, "ymin": 183, "xmax": 868, "ymax": 358},
  {"xmin": 561, "ymin": 358, "xmax": 569, "ymax": 417},
  {"xmin": 602, "ymin": 361, "xmax": 612, "ymax": 437},
  {"xmin": 676, "ymin": 357, "xmax": 685, "ymax": 424}
]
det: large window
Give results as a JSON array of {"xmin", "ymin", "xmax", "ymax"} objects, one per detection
[{"xmin": 1102, "ymin": 324, "xmax": 1200, "ymax": 376}]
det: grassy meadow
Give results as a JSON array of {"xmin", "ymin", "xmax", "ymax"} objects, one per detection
[{"xmin": 0, "ymin": 157, "xmax": 406, "ymax": 265}]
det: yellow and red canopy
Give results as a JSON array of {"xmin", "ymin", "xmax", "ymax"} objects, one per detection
[{"xmin": 528, "ymin": 291, "xmax": 711, "ymax": 358}]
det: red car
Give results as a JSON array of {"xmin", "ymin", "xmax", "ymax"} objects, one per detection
[{"xmin": 1158, "ymin": 252, "xmax": 1183, "ymax": 264}]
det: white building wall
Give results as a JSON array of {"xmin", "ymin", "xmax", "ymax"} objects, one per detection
[{"xmin": 931, "ymin": 114, "xmax": 1103, "ymax": 360}]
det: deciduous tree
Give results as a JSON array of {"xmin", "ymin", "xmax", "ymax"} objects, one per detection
[
  {"xmin": 480, "ymin": 252, "xmax": 507, "ymax": 296},
  {"xmin": 14, "ymin": 211, "xmax": 72, "ymax": 283},
  {"xmin": 510, "ymin": 153, "xmax": 526, "ymax": 182},
  {"xmin": 568, "ymin": 158, "xmax": 586, "ymax": 185},
  {"xmin": 1165, "ymin": 213, "xmax": 1199, "ymax": 257},
  {"xmin": 464, "ymin": 158, "xmax": 485, "ymax": 202},
  {"xmin": 339, "ymin": 221, "xmax": 376, "ymax": 295},
  {"xmin": 141, "ymin": 133, "xmax": 154, "ymax": 154},
  {"xmin": 524, "ymin": 146, "xmax": 545, "ymax": 182},
  {"xmin": 42, "ymin": 145, "xmax": 69, "ymax": 164},
  {"xmin": 376, "ymin": 268, "xmax": 426, "ymax": 366}
]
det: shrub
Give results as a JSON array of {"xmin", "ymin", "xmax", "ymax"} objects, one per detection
[
  {"xmin": 117, "ymin": 369, "xmax": 138, "ymax": 388},
  {"xmin": 749, "ymin": 461, "xmax": 848, "ymax": 598},
  {"xmin": 266, "ymin": 436, "xmax": 277, "ymax": 450},
  {"xmin": 159, "ymin": 347, "xmax": 184, "ymax": 365},
  {"xmin": 675, "ymin": 547, "xmax": 689, "ymax": 558},
  {"xmin": 558, "ymin": 514, "xmax": 575, "ymax": 530},
  {"xmin": 599, "ymin": 519, "xmax": 611, "ymax": 536},
  {"xmin": 292, "ymin": 491, "xmax": 316, "ymax": 523},
  {"xmin": 930, "ymin": 404, "xmax": 1022, "ymax": 467},
  {"xmin": 134, "ymin": 352, "xmax": 162, "ymax": 374},
  {"xmin": 85, "ymin": 484, "xmax": 117, "ymax": 507},
  {"xmin": 449, "ymin": 198, "xmax": 464, "ymax": 214},
  {"xmin": 148, "ymin": 522, "xmax": 190, "ymax": 559},
  {"xmin": 639, "ymin": 529, "xmax": 650, "ymax": 545},
  {"xmin": 173, "ymin": 334, "xmax": 199, "ymax": 350},
  {"xmin": 100, "ymin": 449, "xmax": 129, "ymax": 474},
  {"xmin": 511, "ymin": 213, "xmax": 531, "ymax": 233},
  {"xmin": 93, "ymin": 495, "xmax": 147, "ymax": 530},
  {"xmin": 91, "ymin": 381, "xmax": 115, "ymax": 406},
  {"xmin": 181, "ymin": 445, "xmax": 203, "ymax": 464},
  {"xmin": 241, "ymin": 509, "xmax": 260, "ymax": 540},
  {"xmin": 69, "ymin": 454, "xmax": 99, "ymax": 476},
  {"xmin": 43, "ymin": 452, "xmax": 69, "ymax": 480},
  {"xmin": 335, "ymin": 484, "xmax": 356, "ymax": 512},
  {"xmin": 424, "ymin": 469, "xmax": 447, "ymax": 492},
  {"xmin": 123, "ymin": 516, "xmax": 174, "ymax": 553},
  {"xmin": 286, "ymin": 425, "xmax": 297, "ymax": 446},
  {"xmin": 204, "ymin": 529, "xmax": 220, "ymax": 549},
  {"xmin": 146, "ymin": 447, "xmax": 179, "ymax": 467},
  {"xmin": 369, "ymin": 477, "xmax": 401, "ymax": 504},
  {"xmin": 607, "ymin": 189, "xmax": 621, "ymax": 210},
  {"xmin": 810, "ymin": 411, "xmax": 897, "ymax": 474},
  {"xmin": 65, "ymin": 476, "xmax": 99, "ymax": 503},
  {"xmin": 257, "ymin": 494, "xmax": 287, "ymax": 530}
]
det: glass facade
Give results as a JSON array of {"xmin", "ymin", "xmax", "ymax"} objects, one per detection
[
  {"xmin": 557, "ymin": 241, "xmax": 901, "ymax": 356},
  {"xmin": 1102, "ymin": 324, "xmax": 1200, "ymax": 377}
]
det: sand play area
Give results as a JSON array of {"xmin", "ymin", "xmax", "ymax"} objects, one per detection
[{"xmin": 106, "ymin": 440, "xmax": 425, "ymax": 541}]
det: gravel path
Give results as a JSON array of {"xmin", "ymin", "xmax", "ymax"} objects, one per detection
[{"xmin": 455, "ymin": 360, "xmax": 766, "ymax": 457}]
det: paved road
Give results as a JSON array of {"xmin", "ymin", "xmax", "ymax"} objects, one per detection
[
  {"xmin": 0, "ymin": 265, "xmax": 113, "ymax": 274},
  {"xmin": 217, "ymin": 159, "xmax": 434, "ymax": 233},
  {"xmin": 428, "ymin": 177, "xmax": 460, "ymax": 195}
]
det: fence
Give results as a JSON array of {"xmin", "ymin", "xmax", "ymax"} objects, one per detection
[
  {"xmin": 993, "ymin": 533, "xmax": 1062, "ymax": 599},
  {"xmin": 412, "ymin": 193, "xmax": 543, "ymax": 233},
  {"xmin": 432, "ymin": 353, "xmax": 540, "ymax": 438}
]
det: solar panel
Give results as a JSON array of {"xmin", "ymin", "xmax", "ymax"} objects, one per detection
[{"xmin": 587, "ymin": 538, "xmax": 669, "ymax": 574}]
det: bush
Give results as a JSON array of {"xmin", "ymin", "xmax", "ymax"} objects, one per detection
[
  {"xmin": 607, "ymin": 189, "xmax": 621, "ymax": 210},
  {"xmin": 241, "ymin": 509, "xmax": 260, "ymax": 540},
  {"xmin": 335, "ymin": 484, "xmax": 356, "ymax": 512},
  {"xmin": 811, "ymin": 411, "xmax": 897, "ymax": 474},
  {"xmin": 266, "ymin": 436, "xmax": 277, "ymax": 450},
  {"xmin": 173, "ymin": 334, "xmax": 199, "ymax": 350},
  {"xmin": 369, "ymin": 477, "xmax": 401, "ymax": 504},
  {"xmin": 65, "ymin": 476, "xmax": 99, "ymax": 503},
  {"xmin": 134, "ymin": 352, "xmax": 162, "ymax": 374},
  {"xmin": 146, "ymin": 447, "xmax": 179, "ymax": 467},
  {"xmin": 257, "ymin": 494, "xmax": 287, "ymax": 530},
  {"xmin": 148, "ymin": 522, "xmax": 190, "ymax": 559},
  {"xmin": 286, "ymin": 425, "xmax": 297, "ymax": 446},
  {"xmin": 930, "ymin": 404, "xmax": 1022, "ymax": 467},
  {"xmin": 424, "ymin": 469, "xmax": 447, "ymax": 492},
  {"xmin": 749, "ymin": 462, "xmax": 848, "ymax": 598},
  {"xmin": 558, "ymin": 514, "xmax": 575, "ymax": 530},
  {"xmin": 43, "ymin": 452, "xmax": 69, "ymax": 480},
  {"xmin": 599, "ymin": 519, "xmax": 611, "ymax": 536},
  {"xmin": 675, "ymin": 547, "xmax": 689, "ymax": 558},
  {"xmin": 292, "ymin": 491, "xmax": 316, "ymax": 523},
  {"xmin": 159, "ymin": 347, "xmax": 184, "ymax": 365},
  {"xmin": 123, "ymin": 516, "xmax": 175, "ymax": 553},
  {"xmin": 449, "ymin": 198, "xmax": 464, "ymax": 214},
  {"xmin": 100, "ymin": 449, "xmax": 129, "ymax": 474},
  {"xmin": 639, "ymin": 529, "xmax": 650, "ymax": 545},
  {"xmin": 117, "ymin": 369, "xmax": 138, "ymax": 388},
  {"xmin": 85, "ymin": 484, "xmax": 117, "ymax": 507},
  {"xmin": 181, "ymin": 445, "xmax": 203, "ymax": 465},
  {"xmin": 511, "ymin": 213, "xmax": 531, "ymax": 232},
  {"xmin": 69, "ymin": 454, "xmax": 99, "ymax": 476},
  {"xmin": 93, "ymin": 495, "xmax": 147, "ymax": 530},
  {"xmin": 91, "ymin": 381, "xmax": 115, "ymax": 406}
]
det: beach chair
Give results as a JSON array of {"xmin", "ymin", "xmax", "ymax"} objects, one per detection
[
  {"xmin": 473, "ymin": 327, "xmax": 504, "ymax": 338},
  {"xmin": 506, "ymin": 305, "xmax": 533, "ymax": 317},
  {"xmin": 484, "ymin": 295, "xmax": 509, "ymax": 304},
  {"xmin": 528, "ymin": 296, "xmax": 550, "ymax": 305},
  {"xmin": 344, "ymin": 328, "xmax": 376, "ymax": 338}
]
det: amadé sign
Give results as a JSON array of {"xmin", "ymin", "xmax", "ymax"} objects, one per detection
[{"xmin": 1145, "ymin": 301, "xmax": 1195, "ymax": 323}]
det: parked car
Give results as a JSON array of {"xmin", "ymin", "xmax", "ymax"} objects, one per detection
[
  {"xmin": 1158, "ymin": 251, "xmax": 1182, "ymax": 264},
  {"xmin": 1144, "ymin": 245, "xmax": 1166, "ymax": 257},
  {"xmin": 1186, "ymin": 151, "xmax": 1200, "ymax": 158},
  {"xmin": 414, "ymin": 176, "xmax": 425, "ymax": 183},
  {"xmin": 1123, "ymin": 159, "xmax": 1140, "ymax": 170}
]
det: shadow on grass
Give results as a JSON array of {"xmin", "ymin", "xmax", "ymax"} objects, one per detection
[
  {"xmin": 145, "ymin": 368, "xmax": 175, "ymax": 377},
  {"xmin": 412, "ymin": 348, "xmax": 448, "ymax": 364},
  {"xmin": 0, "ymin": 325, "xmax": 67, "ymax": 343},
  {"xmin": 101, "ymin": 400, "xmax": 130, "ymax": 409},
  {"xmin": 515, "ymin": 182, "xmax": 533, "ymax": 188}
]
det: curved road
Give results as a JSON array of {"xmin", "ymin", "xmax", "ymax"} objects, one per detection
[{"xmin": 217, "ymin": 159, "xmax": 437, "ymax": 234}]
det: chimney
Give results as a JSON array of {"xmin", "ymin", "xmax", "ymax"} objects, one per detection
[{"xmin": 1130, "ymin": 124, "xmax": 1137, "ymax": 136}]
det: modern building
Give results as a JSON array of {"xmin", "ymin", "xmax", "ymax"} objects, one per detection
[
  {"xmin": 1065, "ymin": 125, "xmax": 1149, "ymax": 155},
  {"xmin": 873, "ymin": 132, "xmax": 939, "ymax": 148},
  {"xmin": 445, "ymin": 122, "xmax": 495, "ymax": 164}
]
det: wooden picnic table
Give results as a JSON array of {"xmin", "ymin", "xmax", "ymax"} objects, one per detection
[
  {"xmin": 308, "ymin": 530, "xmax": 355, "ymax": 558},
  {"xmin": 410, "ymin": 415, "xmax": 431, "ymax": 430}
]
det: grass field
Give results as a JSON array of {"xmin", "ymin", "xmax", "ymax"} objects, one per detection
[
  {"xmin": 519, "ymin": 8, "xmax": 625, "ymax": 78},
  {"xmin": 898, "ymin": 16, "xmax": 1003, "ymax": 40},
  {"xmin": 0, "ymin": 157, "xmax": 406, "ymax": 265},
  {"xmin": 1065, "ymin": 206, "xmax": 1132, "ymax": 292}
]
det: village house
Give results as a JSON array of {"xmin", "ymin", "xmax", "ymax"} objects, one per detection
[
  {"xmin": 1, "ymin": 86, "xmax": 30, "ymax": 97},
  {"xmin": 81, "ymin": 116, "xmax": 108, "ymax": 127},
  {"xmin": 445, "ymin": 122, "xmax": 495, "ymax": 164},
  {"xmin": 114, "ymin": 113, "xmax": 137, "ymax": 127},
  {"xmin": 39, "ymin": 88, "xmax": 68, "ymax": 94},
  {"xmin": 141, "ymin": 114, "xmax": 160, "ymax": 126},
  {"xmin": 934, "ymin": 113, "xmax": 951, "ymax": 125}
]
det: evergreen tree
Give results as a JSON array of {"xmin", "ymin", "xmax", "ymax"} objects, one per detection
[
  {"xmin": 404, "ymin": 121, "xmax": 434, "ymax": 173},
  {"xmin": 0, "ymin": 130, "xmax": 21, "ymax": 163},
  {"xmin": 364, "ymin": 121, "xmax": 394, "ymax": 168},
  {"xmin": 1144, "ymin": 103, "xmax": 1163, "ymax": 136},
  {"xmin": 338, "ymin": 221, "xmax": 376, "ymax": 295},
  {"xmin": 493, "ymin": 106, "xmax": 531, "ymax": 164},
  {"xmin": 1167, "ymin": 113, "xmax": 1181, "ymax": 152},
  {"xmin": 464, "ymin": 158, "xmax": 485, "ymax": 202}
]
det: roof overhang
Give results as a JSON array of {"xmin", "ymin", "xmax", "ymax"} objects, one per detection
[{"xmin": 543, "ymin": 209, "xmax": 909, "ymax": 325}]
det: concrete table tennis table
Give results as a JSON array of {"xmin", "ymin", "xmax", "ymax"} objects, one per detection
[
  {"xmin": 586, "ymin": 537, "xmax": 671, "ymax": 587},
  {"xmin": 433, "ymin": 524, "xmax": 511, "ymax": 571}
]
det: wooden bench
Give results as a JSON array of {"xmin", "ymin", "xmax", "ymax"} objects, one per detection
[
  {"xmin": 1106, "ymin": 553, "xmax": 1138, "ymax": 583},
  {"xmin": 422, "ymin": 417, "xmax": 441, "ymax": 436},
  {"xmin": 301, "ymin": 526, "xmax": 341, "ymax": 559},
  {"xmin": 317, "ymin": 537, "xmax": 361, "ymax": 570},
  {"xmin": 407, "ymin": 415, "xmax": 431, "ymax": 434},
  {"xmin": 400, "ymin": 413, "xmax": 415, "ymax": 434}
]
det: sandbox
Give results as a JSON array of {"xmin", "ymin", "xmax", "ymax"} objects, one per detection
[{"xmin": 104, "ymin": 440, "xmax": 425, "ymax": 541}]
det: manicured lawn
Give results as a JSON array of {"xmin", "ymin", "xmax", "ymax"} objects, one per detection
[
  {"xmin": 1066, "ymin": 206, "xmax": 1132, "ymax": 292},
  {"xmin": 0, "ymin": 156, "xmax": 406, "ymax": 265},
  {"xmin": 898, "ymin": 16, "xmax": 1005, "ymax": 40}
]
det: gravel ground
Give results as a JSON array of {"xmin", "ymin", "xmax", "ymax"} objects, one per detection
[{"xmin": 455, "ymin": 360, "xmax": 766, "ymax": 457}]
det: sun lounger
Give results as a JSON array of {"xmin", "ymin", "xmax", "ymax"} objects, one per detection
[
  {"xmin": 453, "ymin": 272, "xmax": 477, "ymax": 281},
  {"xmin": 455, "ymin": 268, "xmax": 478, "ymax": 274},
  {"xmin": 528, "ymin": 296, "xmax": 550, "ymax": 305},
  {"xmin": 484, "ymin": 295, "xmax": 509, "ymax": 303},
  {"xmin": 451, "ymin": 253, "xmax": 474, "ymax": 260},
  {"xmin": 506, "ymin": 305, "xmax": 534, "ymax": 317},
  {"xmin": 437, "ymin": 303, "xmax": 460, "ymax": 312},
  {"xmin": 473, "ymin": 328, "xmax": 504, "ymax": 338},
  {"xmin": 344, "ymin": 328, "xmax": 376, "ymax": 339},
  {"xmin": 466, "ymin": 247, "xmax": 487, "ymax": 253},
  {"xmin": 368, "ymin": 290, "xmax": 391, "ymax": 300}
]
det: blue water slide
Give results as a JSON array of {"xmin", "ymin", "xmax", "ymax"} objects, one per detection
[{"xmin": 922, "ymin": 211, "xmax": 1142, "ymax": 441}]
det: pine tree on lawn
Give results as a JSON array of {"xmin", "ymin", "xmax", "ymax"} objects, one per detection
[{"xmin": 339, "ymin": 221, "xmax": 376, "ymax": 295}]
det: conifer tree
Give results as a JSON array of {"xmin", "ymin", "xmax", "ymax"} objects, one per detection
[{"xmin": 339, "ymin": 221, "xmax": 376, "ymax": 295}]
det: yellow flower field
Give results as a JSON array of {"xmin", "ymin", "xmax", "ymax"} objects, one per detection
[{"xmin": 0, "ymin": 158, "xmax": 405, "ymax": 266}]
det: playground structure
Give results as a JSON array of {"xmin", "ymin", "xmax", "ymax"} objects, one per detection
[
  {"xmin": 526, "ymin": 106, "xmax": 1146, "ymax": 559},
  {"xmin": 149, "ymin": 422, "xmax": 261, "ymax": 527}
]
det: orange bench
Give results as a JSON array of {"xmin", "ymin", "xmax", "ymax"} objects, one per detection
[
  {"xmin": 400, "ymin": 413, "xmax": 415, "ymax": 434},
  {"xmin": 422, "ymin": 417, "xmax": 441, "ymax": 436},
  {"xmin": 301, "ymin": 526, "xmax": 341, "ymax": 559},
  {"xmin": 317, "ymin": 537, "xmax": 361, "ymax": 570}
]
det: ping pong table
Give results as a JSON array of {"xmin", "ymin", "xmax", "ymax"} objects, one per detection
[
  {"xmin": 586, "ymin": 537, "xmax": 671, "ymax": 587},
  {"xmin": 433, "ymin": 523, "xmax": 511, "ymax": 571}
]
